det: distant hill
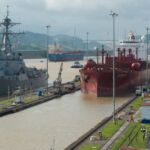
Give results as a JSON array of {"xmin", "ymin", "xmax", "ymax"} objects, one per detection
[
  {"xmin": 10, "ymin": 31, "xmax": 104, "ymax": 52},
  {"xmin": 1, "ymin": 31, "xmax": 150, "ymax": 56}
]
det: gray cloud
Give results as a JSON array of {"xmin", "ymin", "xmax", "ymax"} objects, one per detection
[{"xmin": 0, "ymin": 0, "xmax": 149, "ymax": 40}]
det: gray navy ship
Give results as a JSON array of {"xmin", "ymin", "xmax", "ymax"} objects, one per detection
[{"xmin": 0, "ymin": 8, "xmax": 47, "ymax": 95}]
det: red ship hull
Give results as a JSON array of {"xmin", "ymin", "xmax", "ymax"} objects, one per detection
[
  {"xmin": 80, "ymin": 68, "xmax": 148, "ymax": 96},
  {"xmin": 79, "ymin": 47, "xmax": 149, "ymax": 96}
]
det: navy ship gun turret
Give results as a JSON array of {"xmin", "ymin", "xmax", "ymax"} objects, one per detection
[{"xmin": 0, "ymin": 7, "xmax": 47, "ymax": 95}]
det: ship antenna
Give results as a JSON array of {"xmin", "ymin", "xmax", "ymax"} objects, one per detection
[
  {"xmin": 0, "ymin": 6, "xmax": 23, "ymax": 55},
  {"xmin": 6, "ymin": 5, "xmax": 9, "ymax": 17}
]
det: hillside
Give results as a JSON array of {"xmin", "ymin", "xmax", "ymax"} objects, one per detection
[
  {"xmin": 1, "ymin": 31, "xmax": 150, "ymax": 57},
  {"xmin": 11, "ymin": 31, "xmax": 103, "ymax": 52}
]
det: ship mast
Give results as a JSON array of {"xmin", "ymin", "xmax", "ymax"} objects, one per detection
[{"xmin": 0, "ymin": 5, "xmax": 22, "ymax": 54}]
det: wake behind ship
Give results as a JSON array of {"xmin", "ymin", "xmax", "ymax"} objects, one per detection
[
  {"xmin": 79, "ymin": 32, "xmax": 150, "ymax": 96},
  {"xmin": 0, "ymin": 9, "xmax": 47, "ymax": 95}
]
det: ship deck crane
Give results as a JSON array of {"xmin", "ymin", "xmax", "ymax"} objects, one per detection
[{"xmin": 53, "ymin": 62, "xmax": 63, "ymax": 93}]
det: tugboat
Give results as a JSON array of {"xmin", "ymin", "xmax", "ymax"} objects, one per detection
[
  {"xmin": 71, "ymin": 61, "xmax": 83, "ymax": 68},
  {"xmin": 0, "ymin": 8, "xmax": 47, "ymax": 95}
]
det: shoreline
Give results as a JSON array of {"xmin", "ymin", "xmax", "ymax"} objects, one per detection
[
  {"xmin": 0, "ymin": 82, "xmax": 80, "ymax": 117},
  {"xmin": 65, "ymin": 96, "xmax": 137, "ymax": 150}
]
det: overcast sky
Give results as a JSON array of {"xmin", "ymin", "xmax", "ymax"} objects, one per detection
[{"xmin": 0, "ymin": 0, "xmax": 150, "ymax": 40}]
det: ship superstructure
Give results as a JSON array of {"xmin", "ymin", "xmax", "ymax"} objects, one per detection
[{"xmin": 0, "ymin": 7, "xmax": 47, "ymax": 95}]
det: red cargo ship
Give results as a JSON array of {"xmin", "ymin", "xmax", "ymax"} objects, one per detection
[{"xmin": 79, "ymin": 32, "xmax": 149, "ymax": 96}]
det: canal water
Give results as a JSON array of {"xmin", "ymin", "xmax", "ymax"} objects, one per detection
[{"xmin": 0, "ymin": 59, "xmax": 132, "ymax": 150}]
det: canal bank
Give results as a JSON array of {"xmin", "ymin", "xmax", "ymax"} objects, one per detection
[
  {"xmin": 65, "ymin": 96, "xmax": 138, "ymax": 150},
  {"xmin": 0, "ymin": 92, "xmax": 132, "ymax": 150},
  {"xmin": 0, "ymin": 81, "xmax": 80, "ymax": 117}
]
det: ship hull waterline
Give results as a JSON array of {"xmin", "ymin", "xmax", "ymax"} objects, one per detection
[
  {"xmin": 80, "ymin": 68, "xmax": 150, "ymax": 97},
  {"xmin": 0, "ymin": 75, "xmax": 47, "ymax": 95}
]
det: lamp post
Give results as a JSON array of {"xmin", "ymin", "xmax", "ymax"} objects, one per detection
[
  {"xmin": 110, "ymin": 11, "xmax": 118, "ymax": 123},
  {"xmin": 86, "ymin": 32, "xmax": 89, "ymax": 59},
  {"xmin": 8, "ymin": 86, "xmax": 10, "ymax": 100},
  {"xmin": 46, "ymin": 25, "xmax": 50, "ymax": 95},
  {"xmin": 146, "ymin": 27, "xmax": 150, "ymax": 88},
  {"xmin": 74, "ymin": 27, "xmax": 76, "ymax": 50},
  {"xmin": 96, "ymin": 47, "xmax": 99, "ymax": 64}
]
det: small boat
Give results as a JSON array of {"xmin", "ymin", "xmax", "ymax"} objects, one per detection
[{"xmin": 71, "ymin": 61, "xmax": 83, "ymax": 68}]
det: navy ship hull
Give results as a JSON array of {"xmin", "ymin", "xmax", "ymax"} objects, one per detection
[
  {"xmin": 0, "ymin": 10, "xmax": 48, "ymax": 96},
  {"xmin": 0, "ymin": 74, "xmax": 47, "ymax": 95}
]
